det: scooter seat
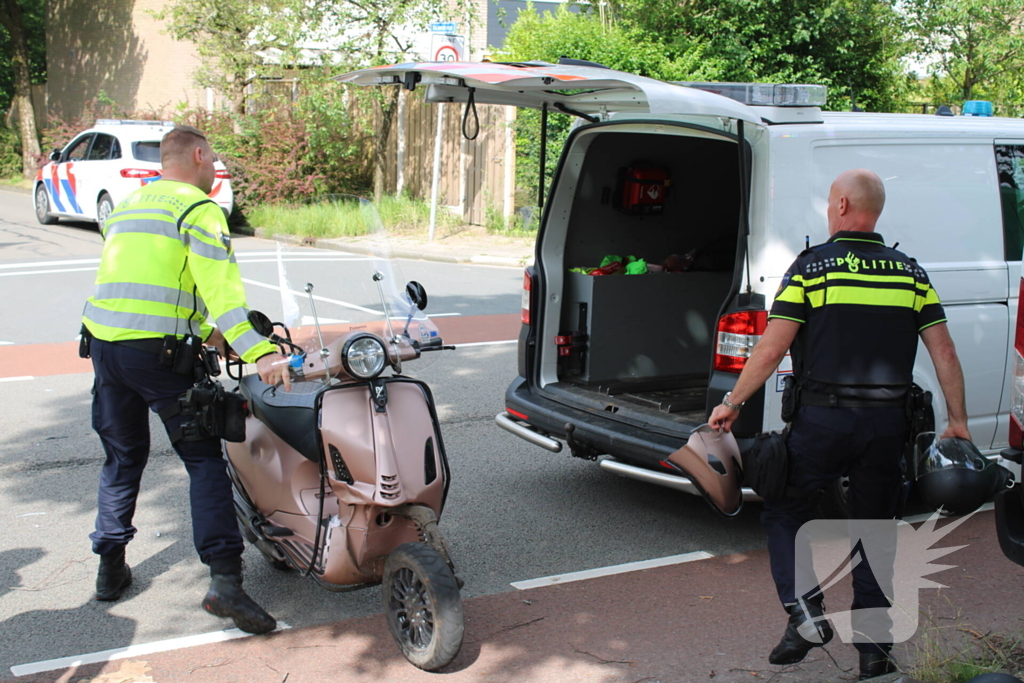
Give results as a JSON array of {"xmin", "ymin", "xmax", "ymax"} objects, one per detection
[{"xmin": 239, "ymin": 374, "xmax": 322, "ymax": 462}]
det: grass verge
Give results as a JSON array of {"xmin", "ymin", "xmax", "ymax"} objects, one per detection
[
  {"xmin": 908, "ymin": 607, "xmax": 1024, "ymax": 682},
  {"xmin": 248, "ymin": 194, "xmax": 464, "ymax": 239},
  {"xmin": 0, "ymin": 176, "xmax": 33, "ymax": 191}
]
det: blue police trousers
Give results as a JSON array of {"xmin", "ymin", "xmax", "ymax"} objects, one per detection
[
  {"xmin": 88, "ymin": 338, "xmax": 244, "ymax": 565},
  {"xmin": 762, "ymin": 405, "xmax": 908, "ymax": 654}
]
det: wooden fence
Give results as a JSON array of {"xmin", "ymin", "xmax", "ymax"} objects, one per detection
[{"xmin": 251, "ymin": 80, "xmax": 516, "ymax": 225}]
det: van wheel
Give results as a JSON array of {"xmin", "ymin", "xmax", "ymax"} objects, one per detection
[
  {"xmin": 816, "ymin": 477, "xmax": 850, "ymax": 518},
  {"xmin": 35, "ymin": 185, "xmax": 58, "ymax": 224},
  {"xmin": 97, "ymin": 193, "xmax": 115, "ymax": 228},
  {"xmin": 382, "ymin": 542, "xmax": 464, "ymax": 671}
]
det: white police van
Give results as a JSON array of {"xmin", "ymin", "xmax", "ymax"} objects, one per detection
[
  {"xmin": 340, "ymin": 62, "xmax": 1024, "ymax": 505},
  {"xmin": 34, "ymin": 119, "xmax": 234, "ymax": 227}
]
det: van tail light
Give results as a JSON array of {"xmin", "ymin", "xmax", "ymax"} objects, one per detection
[
  {"xmin": 215, "ymin": 169, "xmax": 231, "ymax": 179},
  {"xmin": 714, "ymin": 310, "xmax": 768, "ymax": 373},
  {"xmin": 120, "ymin": 168, "xmax": 161, "ymax": 178},
  {"xmin": 1010, "ymin": 279, "xmax": 1024, "ymax": 449},
  {"xmin": 522, "ymin": 270, "xmax": 532, "ymax": 325}
]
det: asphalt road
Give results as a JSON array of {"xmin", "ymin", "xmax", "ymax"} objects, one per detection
[{"xmin": 0, "ymin": 188, "xmax": 767, "ymax": 674}]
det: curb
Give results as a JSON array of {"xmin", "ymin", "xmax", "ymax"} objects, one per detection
[
  {"xmin": 0, "ymin": 184, "xmax": 32, "ymax": 196},
  {"xmin": 240, "ymin": 227, "xmax": 530, "ymax": 268}
]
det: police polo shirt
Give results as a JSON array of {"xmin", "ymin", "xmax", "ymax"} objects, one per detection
[{"xmin": 768, "ymin": 231, "xmax": 946, "ymax": 399}]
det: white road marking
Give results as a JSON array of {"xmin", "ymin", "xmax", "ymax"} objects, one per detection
[
  {"xmin": 0, "ymin": 257, "xmax": 100, "ymax": 269},
  {"xmin": 235, "ymin": 250, "xmax": 363, "ymax": 258},
  {"xmin": 511, "ymin": 551, "xmax": 714, "ymax": 590},
  {"xmin": 236, "ymin": 257, "xmax": 371, "ymax": 264},
  {"xmin": 0, "ymin": 341, "xmax": 13, "ymax": 345},
  {"xmin": 457, "ymin": 340, "xmax": 518, "ymax": 348},
  {"xmin": 0, "ymin": 376, "xmax": 34, "ymax": 382},
  {"xmin": 241, "ymin": 278, "xmax": 382, "ymax": 316},
  {"xmin": 0, "ymin": 267, "xmax": 98, "ymax": 277},
  {"xmin": 9, "ymin": 622, "xmax": 292, "ymax": 677},
  {"xmin": 15, "ymin": 512, "xmax": 46, "ymax": 517},
  {"xmin": 902, "ymin": 502, "xmax": 995, "ymax": 525}
]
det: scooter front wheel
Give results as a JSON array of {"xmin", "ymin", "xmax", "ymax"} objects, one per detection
[{"xmin": 382, "ymin": 542, "xmax": 464, "ymax": 671}]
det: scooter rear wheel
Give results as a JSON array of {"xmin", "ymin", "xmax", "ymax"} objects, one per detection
[{"xmin": 382, "ymin": 542, "xmax": 464, "ymax": 671}]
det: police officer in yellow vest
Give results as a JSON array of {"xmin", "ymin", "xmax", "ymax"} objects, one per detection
[
  {"xmin": 82, "ymin": 125, "xmax": 292, "ymax": 634},
  {"xmin": 709, "ymin": 169, "xmax": 970, "ymax": 680}
]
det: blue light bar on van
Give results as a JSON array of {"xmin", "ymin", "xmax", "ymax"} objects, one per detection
[
  {"xmin": 676, "ymin": 82, "xmax": 827, "ymax": 108},
  {"xmin": 962, "ymin": 100, "xmax": 994, "ymax": 117}
]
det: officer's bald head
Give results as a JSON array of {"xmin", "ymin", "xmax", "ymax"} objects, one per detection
[
  {"xmin": 159, "ymin": 125, "xmax": 216, "ymax": 194},
  {"xmin": 827, "ymin": 169, "xmax": 886, "ymax": 235},
  {"xmin": 161, "ymin": 125, "xmax": 209, "ymax": 167}
]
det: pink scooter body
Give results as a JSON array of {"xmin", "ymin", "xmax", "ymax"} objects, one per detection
[{"xmin": 225, "ymin": 331, "xmax": 452, "ymax": 588}]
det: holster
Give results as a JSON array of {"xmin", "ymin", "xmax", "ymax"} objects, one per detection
[
  {"xmin": 741, "ymin": 426, "xmax": 807, "ymax": 502},
  {"xmin": 780, "ymin": 374, "xmax": 799, "ymax": 423},
  {"xmin": 159, "ymin": 380, "xmax": 247, "ymax": 444},
  {"xmin": 79, "ymin": 324, "xmax": 93, "ymax": 359}
]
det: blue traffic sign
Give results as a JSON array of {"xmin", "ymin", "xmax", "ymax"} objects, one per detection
[{"xmin": 430, "ymin": 21, "xmax": 456, "ymax": 33}]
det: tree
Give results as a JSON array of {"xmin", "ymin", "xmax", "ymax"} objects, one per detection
[
  {"xmin": 905, "ymin": 0, "xmax": 1024, "ymax": 114},
  {"xmin": 0, "ymin": 0, "xmax": 44, "ymax": 179},
  {"xmin": 609, "ymin": 0, "xmax": 911, "ymax": 112},
  {"xmin": 497, "ymin": 3, "xmax": 726, "ymax": 204},
  {"xmin": 156, "ymin": 0, "xmax": 472, "ymax": 197},
  {"xmin": 155, "ymin": 0, "xmax": 317, "ymax": 120}
]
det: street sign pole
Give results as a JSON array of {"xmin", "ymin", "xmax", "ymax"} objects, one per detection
[{"xmin": 428, "ymin": 102, "xmax": 445, "ymax": 242}]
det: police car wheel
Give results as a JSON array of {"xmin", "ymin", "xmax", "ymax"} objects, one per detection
[
  {"xmin": 35, "ymin": 184, "xmax": 58, "ymax": 225},
  {"xmin": 97, "ymin": 193, "xmax": 114, "ymax": 228}
]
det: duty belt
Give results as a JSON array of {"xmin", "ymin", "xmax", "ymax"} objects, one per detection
[
  {"xmin": 112, "ymin": 338, "xmax": 165, "ymax": 355},
  {"xmin": 799, "ymin": 390, "xmax": 905, "ymax": 409}
]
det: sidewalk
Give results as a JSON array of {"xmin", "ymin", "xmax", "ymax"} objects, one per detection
[{"xmin": 8, "ymin": 511, "xmax": 1023, "ymax": 683}]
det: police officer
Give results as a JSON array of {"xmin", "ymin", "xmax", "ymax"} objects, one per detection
[
  {"xmin": 82, "ymin": 125, "xmax": 293, "ymax": 634},
  {"xmin": 709, "ymin": 169, "xmax": 970, "ymax": 680}
]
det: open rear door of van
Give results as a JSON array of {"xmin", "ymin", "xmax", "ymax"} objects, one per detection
[{"xmin": 335, "ymin": 61, "xmax": 763, "ymax": 125}]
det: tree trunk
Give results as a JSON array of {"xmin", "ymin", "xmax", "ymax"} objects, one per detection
[
  {"xmin": 0, "ymin": 0, "xmax": 41, "ymax": 179},
  {"xmin": 372, "ymin": 88, "xmax": 399, "ymax": 200}
]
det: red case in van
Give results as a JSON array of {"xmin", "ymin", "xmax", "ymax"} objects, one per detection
[{"xmin": 618, "ymin": 165, "xmax": 670, "ymax": 215}]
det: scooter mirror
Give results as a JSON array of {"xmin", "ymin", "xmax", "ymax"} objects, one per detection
[
  {"xmin": 406, "ymin": 281, "xmax": 428, "ymax": 311},
  {"xmin": 248, "ymin": 310, "xmax": 275, "ymax": 337}
]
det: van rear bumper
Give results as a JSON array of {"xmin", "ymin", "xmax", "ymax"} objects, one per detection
[{"xmin": 501, "ymin": 377, "xmax": 683, "ymax": 467}]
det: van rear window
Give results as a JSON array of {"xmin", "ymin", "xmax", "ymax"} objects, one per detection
[
  {"xmin": 132, "ymin": 141, "xmax": 161, "ymax": 163},
  {"xmin": 996, "ymin": 145, "xmax": 1024, "ymax": 262}
]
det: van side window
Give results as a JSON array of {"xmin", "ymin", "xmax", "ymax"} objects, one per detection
[{"xmin": 995, "ymin": 145, "xmax": 1024, "ymax": 261}]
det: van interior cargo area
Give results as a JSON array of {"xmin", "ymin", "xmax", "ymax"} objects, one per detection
[{"xmin": 546, "ymin": 130, "xmax": 741, "ymax": 429}]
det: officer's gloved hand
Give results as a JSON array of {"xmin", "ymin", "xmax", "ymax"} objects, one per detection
[{"xmin": 256, "ymin": 353, "xmax": 293, "ymax": 391}]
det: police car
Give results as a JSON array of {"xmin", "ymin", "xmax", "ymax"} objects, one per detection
[
  {"xmin": 342, "ymin": 63, "xmax": 1024, "ymax": 514},
  {"xmin": 33, "ymin": 119, "xmax": 234, "ymax": 227}
]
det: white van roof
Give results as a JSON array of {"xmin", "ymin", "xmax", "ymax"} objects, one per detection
[{"xmin": 336, "ymin": 62, "xmax": 764, "ymax": 126}]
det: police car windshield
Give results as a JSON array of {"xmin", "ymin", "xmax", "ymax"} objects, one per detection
[{"xmin": 132, "ymin": 141, "xmax": 161, "ymax": 163}]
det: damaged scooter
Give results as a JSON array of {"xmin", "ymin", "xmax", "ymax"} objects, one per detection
[{"xmin": 222, "ymin": 195, "xmax": 463, "ymax": 670}]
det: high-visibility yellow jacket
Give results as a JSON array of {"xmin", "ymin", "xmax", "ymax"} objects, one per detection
[{"xmin": 82, "ymin": 180, "xmax": 276, "ymax": 364}]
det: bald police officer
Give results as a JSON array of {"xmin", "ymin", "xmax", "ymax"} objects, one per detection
[
  {"xmin": 709, "ymin": 169, "xmax": 970, "ymax": 680},
  {"xmin": 83, "ymin": 125, "xmax": 292, "ymax": 634}
]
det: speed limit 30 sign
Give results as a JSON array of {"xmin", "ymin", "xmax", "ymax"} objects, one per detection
[{"xmin": 431, "ymin": 34, "xmax": 465, "ymax": 62}]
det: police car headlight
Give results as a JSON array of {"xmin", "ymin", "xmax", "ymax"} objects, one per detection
[{"xmin": 342, "ymin": 335, "xmax": 387, "ymax": 379}]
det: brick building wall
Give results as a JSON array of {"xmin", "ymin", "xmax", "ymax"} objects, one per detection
[{"xmin": 46, "ymin": 0, "xmax": 204, "ymax": 121}]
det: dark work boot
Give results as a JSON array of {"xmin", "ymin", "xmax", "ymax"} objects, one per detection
[
  {"xmin": 201, "ymin": 570, "xmax": 276, "ymax": 635},
  {"xmin": 858, "ymin": 649, "xmax": 896, "ymax": 680},
  {"xmin": 95, "ymin": 549, "xmax": 132, "ymax": 602},
  {"xmin": 769, "ymin": 596, "xmax": 834, "ymax": 665}
]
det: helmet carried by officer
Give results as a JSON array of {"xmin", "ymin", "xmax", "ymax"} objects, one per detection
[{"xmin": 914, "ymin": 433, "xmax": 1015, "ymax": 516}]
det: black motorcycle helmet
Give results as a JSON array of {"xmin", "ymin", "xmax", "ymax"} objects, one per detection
[{"xmin": 914, "ymin": 432, "xmax": 1014, "ymax": 516}]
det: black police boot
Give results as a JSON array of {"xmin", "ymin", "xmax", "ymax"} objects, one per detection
[
  {"xmin": 768, "ymin": 596, "xmax": 834, "ymax": 665},
  {"xmin": 201, "ymin": 561, "xmax": 276, "ymax": 635},
  {"xmin": 858, "ymin": 648, "xmax": 896, "ymax": 680},
  {"xmin": 95, "ymin": 548, "xmax": 132, "ymax": 602}
]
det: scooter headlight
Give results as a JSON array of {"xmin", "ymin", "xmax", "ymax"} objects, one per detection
[{"xmin": 342, "ymin": 335, "xmax": 387, "ymax": 379}]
